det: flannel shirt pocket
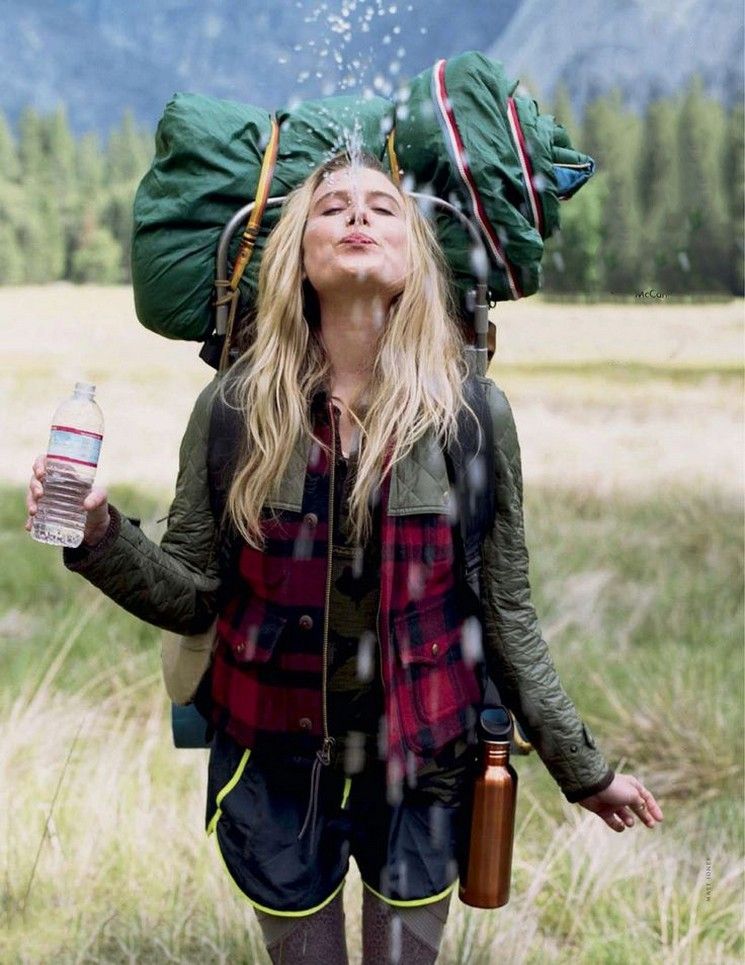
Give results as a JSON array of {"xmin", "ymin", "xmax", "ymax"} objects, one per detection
[
  {"xmin": 391, "ymin": 593, "xmax": 480, "ymax": 755},
  {"xmin": 217, "ymin": 595, "xmax": 288, "ymax": 664},
  {"xmin": 393, "ymin": 594, "xmax": 460, "ymax": 668}
]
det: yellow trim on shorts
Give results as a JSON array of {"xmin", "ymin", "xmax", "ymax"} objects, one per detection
[
  {"xmin": 211, "ymin": 828, "xmax": 346, "ymax": 917},
  {"xmin": 206, "ymin": 747, "xmax": 251, "ymax": 837},
  {"xmin": 362, "ymin": 879, "xmax": 456, "ymax": 908},
  {"xmin": 341, "ymin": 776, "xmax": 352, "ymax": 809}
]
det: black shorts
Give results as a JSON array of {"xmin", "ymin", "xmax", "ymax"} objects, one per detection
[{"xmin": 205, "ymin": 729, "xmax": 475, "ymax": 916}]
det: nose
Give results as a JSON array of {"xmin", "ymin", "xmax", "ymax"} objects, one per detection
[{"xmin": 346, "ymin": 203, "xmax": 369, "ymax": 226}]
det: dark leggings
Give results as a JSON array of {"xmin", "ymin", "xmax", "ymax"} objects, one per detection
[{"xmin": 255, "ymin": 886, "xmax": 451, "ymax": 964}]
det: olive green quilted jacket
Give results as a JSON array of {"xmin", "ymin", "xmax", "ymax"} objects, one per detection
[{"xmin": 64, "ymin": 375, "xmax": 614, "ymax": 803}]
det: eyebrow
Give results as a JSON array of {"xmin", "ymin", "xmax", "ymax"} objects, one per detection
[{"xmin": 313, "ymin": 189, "xmax": 402, "ymax": 210}]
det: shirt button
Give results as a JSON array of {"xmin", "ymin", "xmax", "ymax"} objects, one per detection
[
  {"xmin": 299, "ymin": 717, "xmax": 312, "ymax": 730},
  {"xmin": 570, "ymin": 743, "xmax": 578, "ymax": 753},
  {"xmin": 303, "ymin": 513, "xmax": 318, "ymax": 527},
  {"xmin": 235, "ymin": 643, "xmax": 244, "ymax": 654},
  {"xmin": 431, "ymin": 643, "xmax": 440, "ymax": 657},
  {"xmin": 298, "ymin": 614, "xmax": 314, "ymax": 630}
]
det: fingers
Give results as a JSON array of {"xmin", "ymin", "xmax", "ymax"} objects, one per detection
[
  {"xmin": 624, "ymin": 777, "xmax": 664, "ymax": 827},
  {"xmin": 26, "ymin": 455, "xmax": 47, "ymax": 529},
  {"xmin": 33, "ymin": 454, "xmax": 47, "ymax": 480},
  {"xmin": 82, "ymin": 486, "xmax": 108, "ymax": 512},
  {"xmin": 604, "ymin": 797, "xmax": 663, "ymax": 834},
  {"xmin": 607, "ymin": 813, "xmax": 627, "ymax": 833}
]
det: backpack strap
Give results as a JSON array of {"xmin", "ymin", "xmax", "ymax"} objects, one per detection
[
  {"xmin": 443, "ymin": 375, "xmax": 510, "ymax": 713},
  {"xmin": 442, "ymin": 374, "xmax": 495, "ymax": 612}
]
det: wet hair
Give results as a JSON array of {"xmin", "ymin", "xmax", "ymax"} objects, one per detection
[{"xmin": 223, "ymin": 151, "xmax": 478, "ymax": 550}]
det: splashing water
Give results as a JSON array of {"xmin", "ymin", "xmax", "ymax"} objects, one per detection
[{"xmin": 280, "ymin": 0, "xmax": 414, "ymax": 118}]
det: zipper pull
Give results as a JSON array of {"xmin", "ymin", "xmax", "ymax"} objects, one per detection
[{"xmin": 317, "ymin": 736, "xmax": 336, "ymax": 767}]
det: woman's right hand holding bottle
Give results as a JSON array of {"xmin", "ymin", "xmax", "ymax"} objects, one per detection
[{"xmin": 26, "ymin": 454, "xmax": 112, "ymax": 548}]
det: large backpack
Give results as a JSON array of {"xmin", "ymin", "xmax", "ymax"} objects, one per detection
[{"xmin": 133, "ymin": 52, "xmax": 595, "ymax": 346}]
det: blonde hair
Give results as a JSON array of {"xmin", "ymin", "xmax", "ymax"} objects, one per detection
[{"xmin": 223, "ymin": 153, "xmax": 479, "ymax": 550}]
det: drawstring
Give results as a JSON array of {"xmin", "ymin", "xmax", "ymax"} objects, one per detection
[{"xmin": 298, "ymin": 737, "xmax": 335, "ymax": 841}]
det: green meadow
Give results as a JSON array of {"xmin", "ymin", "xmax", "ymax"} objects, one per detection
[{"xmin": 1, "ymin": 293, "xmax": 743, "ymax": 963}]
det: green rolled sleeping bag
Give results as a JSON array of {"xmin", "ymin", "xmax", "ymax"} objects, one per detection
[{"xmin": 131, "ymin": 51, "xmax": 594, "ymax": 342}]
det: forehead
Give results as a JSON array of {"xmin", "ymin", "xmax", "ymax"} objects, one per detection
[{"xmin": 311, "ymin": 165, "xmax": 400, "ymax": 202}]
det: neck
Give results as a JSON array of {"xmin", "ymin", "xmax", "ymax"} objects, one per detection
[{"xmin": 318, "ymin": 293, "xmax": 388, "ymax": 400}]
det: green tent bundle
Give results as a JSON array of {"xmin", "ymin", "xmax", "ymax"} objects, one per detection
[{"xmin": 132, "ymin": 51, "xmax": 595, "ymax": 343}]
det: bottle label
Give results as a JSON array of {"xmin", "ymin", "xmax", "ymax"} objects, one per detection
[{"xmin": 48, "ymin": 425, "xmax": 103, "ymax": 468}]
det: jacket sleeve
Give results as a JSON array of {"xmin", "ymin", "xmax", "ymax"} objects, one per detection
[
  {"xmin": 62, "ymin": 377, "xmax": 223, "ymax": 635},
  {"xmin": 478, "ymin": 377, "xmax": 615, "ymax": 803}
]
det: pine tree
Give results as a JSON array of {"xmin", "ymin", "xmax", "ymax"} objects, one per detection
[
  {"xmin": 17, "ymin": 106, "xmax": 45, "ymax": 184},
  {"xmin": 71, "ymin": 213, "xmax": 123, "ymax": 283},
  {"xmin": 581, "ymin": 88, "xmax": 643, "ymax": 293},
  {"xmin": 722, "ymin": 102, "xmax": 744, "ymax": 295},
  {"xmin": 77, "ymin": 132, "xmax": 105, "ymax": 200},
  {"xmin": 43, "ymin": 106, "xmax": 77, "ymax": 197},
  {"xmin": 542, "ymin": 171, "xmax": 608, "ymax": 294},
  {"xmin": 42, "ymin": 107, "xmax": 79, "ymax": 276},
  {"xmin": 105, "ymin": 110, "xmax": 152, "ymax": 184},
  {"xmin": 637, "ymin": 97, "xmax": 683, "ymax": 291},
  {"xmin": 676, "ymin": 74, "xmax": 729, "ymax": 291},
  {"xmin": 0, "ymin": 111, "xmax": 20, "ymax": 183}
]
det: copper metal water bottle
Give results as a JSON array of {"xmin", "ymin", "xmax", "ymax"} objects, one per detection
[{"xmin": 459, "ymin": 707, "xmax": 518, "ymax": 908}]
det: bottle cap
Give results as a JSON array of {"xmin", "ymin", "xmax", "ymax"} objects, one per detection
[
  {"xmin": 479, "ymin": 706, "xmax": 513, "ymax": 743},
  {"xmin": 74, "ymin": 382, "xmax": 96, "ymax": 397}
]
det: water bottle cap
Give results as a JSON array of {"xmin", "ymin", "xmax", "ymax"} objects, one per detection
[
  {"xmin": 74, "ymin": 382, "xmax": 96, "ymax": 397},
  {"xmin": 479, "ymin": 706, "xmax": 513, "ymax": 742}
]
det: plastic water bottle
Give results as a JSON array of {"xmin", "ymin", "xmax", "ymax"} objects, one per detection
[{"xmin": 31, "ymin": 382, "xmax": 104, "ymax": 548}]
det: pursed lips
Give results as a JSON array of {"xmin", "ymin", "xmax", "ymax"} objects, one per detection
[{"xmin": 339, "ymin": 233, "xmax": 377, "ymax": 246}]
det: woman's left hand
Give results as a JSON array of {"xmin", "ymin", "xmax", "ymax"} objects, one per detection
[{"xmin": 578, "ymin": 773, "xmax": 664, "ymax": 831}]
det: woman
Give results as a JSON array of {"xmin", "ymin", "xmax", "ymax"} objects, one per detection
[{"xmin": 26, "ymin": 153, "xmax": 662, "ymax": 964}]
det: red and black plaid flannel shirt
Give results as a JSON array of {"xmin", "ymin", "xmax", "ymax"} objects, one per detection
[{"xmin": 209, "ymin": 390, "xmax": 483, "ymax": 772}]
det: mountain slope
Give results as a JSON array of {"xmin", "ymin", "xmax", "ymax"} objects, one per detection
[
  {"xmin": 0, "ymin": 0, "xmax": 518, "ymax": 134},
  {"xmin": 489, "ymin": 0, "xmax": 744, "ymax": 109}
]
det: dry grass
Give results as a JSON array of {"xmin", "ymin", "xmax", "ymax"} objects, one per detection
[
  {"xmin": 2, "ymin": 286, "xmax": 742, "ymax": 501},
  {"xmin": 2, "ymin": 287, "xmax": 743, "ymax": 962},
  {"xmin": 2, "ymin": 673, "xmax": 742, "ymax": 964}
]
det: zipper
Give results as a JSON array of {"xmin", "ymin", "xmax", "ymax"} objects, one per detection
[
  {"xmin": 320, "ymin": 399, "xmax": 338, "ymax": 763},
  {"xmin": 297, "ymin": 400, "xmax": 338, "ymax": 841}
]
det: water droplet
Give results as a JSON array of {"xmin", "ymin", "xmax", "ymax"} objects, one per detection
[
  {"xmin": 462, "ymin": 615, "xmax": 484, "ymax": 665},
  {"xmin": 356, "ymin": 631, "xmax": 376, "ymax": 682},
  {"xmin": 343, "ymin": 730, "xmax": 367, "ymax": 774},
  {"xmin": 469, "ymin": 244, "xmax": 490, "ymax": 280}
]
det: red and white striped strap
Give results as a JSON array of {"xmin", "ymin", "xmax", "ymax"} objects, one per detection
[
  {"xmin": 506, "ymin": 96, "xmax": 543, "ymax": 235},
  {"xmin": 431, "ymin": 59, "xmax": 521, "ymax": 299}
]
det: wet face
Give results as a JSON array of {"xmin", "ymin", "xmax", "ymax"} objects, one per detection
[{"xmin": 302, "ymin": 165, "xmax": 408, "ymax": 303}]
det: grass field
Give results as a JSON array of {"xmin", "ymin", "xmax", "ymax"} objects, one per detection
[{"xmin": 1, "ymin": 287, "xmax": 743, "ymax": 963}]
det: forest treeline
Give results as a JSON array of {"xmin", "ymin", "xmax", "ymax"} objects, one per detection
[{"xmin": 0, "ymin": 74, "xmax": 742, "ymax": 295}]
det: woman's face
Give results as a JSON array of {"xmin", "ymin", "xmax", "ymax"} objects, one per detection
[{"xmin": 302, "ymin": 165, "xmax": 408, "ymax": 303}]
